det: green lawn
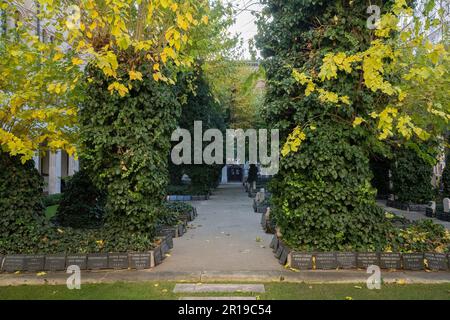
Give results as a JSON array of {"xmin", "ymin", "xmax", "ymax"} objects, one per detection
[
  {"xmin": 0, "ymin": 282, "xmax": 449, "ymax": 300},
  {"xmin": 45, "ymin": 205, "xmax": 58, "ymax": 220}
]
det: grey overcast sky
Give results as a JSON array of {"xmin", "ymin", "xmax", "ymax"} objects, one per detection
[{"xmin": 227, "ymin": 0, "xmax": 263, "ymax": 59}]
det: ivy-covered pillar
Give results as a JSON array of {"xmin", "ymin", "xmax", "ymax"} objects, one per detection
[
  {"xmin": 256, "ymin": 0, "xmax": 393, "ymax": 251},
  {"xmin": 79, "ymin": 65, "xmax": 180, "ymax": 249}
]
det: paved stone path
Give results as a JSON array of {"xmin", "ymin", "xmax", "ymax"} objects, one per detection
[{"xmin": 157, "ymin": 183, "xmax": 283, "ymax": 272}]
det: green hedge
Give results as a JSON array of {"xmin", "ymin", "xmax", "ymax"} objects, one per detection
[
  {"xmin": 55, "ymin": 170, "xmax": 105, "ymax": 229},
  {"xmin": 391, "ymin": 148, "xmax": 434, "ymax": 203}
]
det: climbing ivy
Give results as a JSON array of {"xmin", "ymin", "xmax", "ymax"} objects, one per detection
[
  {"xmin": 256, "ymin": 0, "xmax": 397, "ymax": 250},
  {"xmin": 391, "ymin": 147, "xmax": 435, "ymax": 203},
  {"xmin": 79, "ymin": 64, "xmax": 180, "ymax": 245}
]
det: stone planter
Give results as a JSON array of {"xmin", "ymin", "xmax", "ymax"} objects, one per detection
[
  {"xmin": 152, "ymin": 245, "xmax": 163, "ymax": 266},
  {"xmin": 45, "ymin": 254, "xmax": 67, "ymax": 271},
  {"xmin": 66, "ymin": 254, "xmax": 87, "ymax": 270},
  {"xmin": 107, "ymin": 253, "xmax": 129, "ymax": 269},
  {"xmin": 87, "ymin": 253, "xmax": 108, "ymax": 270},
  {"xmin": 279, "ymin": 246, "xmax": 291, "ymax": 265},
  {"xmin": 270, "ymin": 235, "xmax": 279, "ymax": 252},
  {"xmin": 156, "ymin": 236, "xmax": 170, "ymax": 256},
  {"xmin": 256, "ymin": 205, "xmax": 268, "ymax": 214},
  {"xmin": 161, "ymin": 226, "xmax": 178, "ymax": 238}
]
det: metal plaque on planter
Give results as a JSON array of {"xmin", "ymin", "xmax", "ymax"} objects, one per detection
[
  {"xmin": 275, "ymin": 242, "xmax": 284, "ymax": 259},
  {"xmin": 162, "ymin": 226, "xmax": 177, "ymax": 238},
  {"xmin": 45, "ymin": 254, "xmax": 66, "ymax": 271},
  {"xmin": 402, "ymin": 253, "xmax": 424, "ymax": 270},
  {"xmin": 379, "ymin": 253, "xmax": 401, "ymax": 269},
  {"xmin": 336, "ymin": 252, "xmax": 357, "ymax": 269},
  {"xmin": 279, "ymin": 247, "xmax": 290, "ymax": 265},
  {"xmin": 108, "ymin": 253, "xmax": 129, "ymax": 269},
  {"xmin": 66, "ymin": 254, "xmax": 87, "ymax": 270},
  {"xmin": 129, "ymin": 253, "xmax": 151, "ymax": 269},
  {"xmin": 315, "ymin": 252, "xmax": 337, "ymax": 270},
  {"xmin": 153, "ymin": 246, "xmax": 163, "ymax": 265},
  {"xmin": 157, "ymin": 237, "xmax": 170, "ymax": 256},
  {"xmin": 2, "ymin": 255, "xmax": 26, "ymax": 272},
  {"xmin": 356, "ymin": 252, "xmax": 379, "ymax": 269},
  {"xmin": 178, "ymin": 223, "xmax": 184, "ymax": 237},
  {"xmin": 24, "ymin": 255, "xmax": 45, "ymax": 271},
  {"xmin": 87, "ymin": 253, "xmax": 108, "ymax": 270},
  {"xmin": 165, "ymin": 234, "xmax": 174, "ymax": 249},
  {"xmin": 270, "ymin": 235, "xmax": 278, "ymax": 250},
  {"xmin": 424, "ymin": 253, "xmax": 448, "ymax": 271},
  {"xmin": 289, "ymin": 252, "xmax": 313, "ymax": 270}
]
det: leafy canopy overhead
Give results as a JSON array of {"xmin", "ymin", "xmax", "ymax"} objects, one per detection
[
  {"xmin": 284, "ymin": 0, "xmax": 449, "ymax": 157},
  {"xmin": 1, "ymin": 0, "xmax": 210, "ymax": 162}
]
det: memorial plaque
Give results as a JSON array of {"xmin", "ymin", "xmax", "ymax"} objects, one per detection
[
  {"xmin": 424, "ymin": 253, "xmax": 448, "ymax": 271},
  {"xmin": 153, "ymin": 246, "xmax": 163, "ymax": 265},
  {"xmin": 178, "ymin": 223, "xmax": 184, "ymax": 237},
  {"xmin": 129, "ymin": 252, "xmax": 151, "ymax": 269},
  {"xmin": 162, "ymin": 226, "xmax": 177, "ymax": 238},
  {"xmin": 356, "ymin": 252, "xmax": 379, "ymax": 269},
  {"xmin": 2, "ymin": 255, "xmax": 25, "ymax": 272},
  {"xmin": 379, "ymin": 253, "xmax": 401, "ymax": 269},
  {"xmin": 45, "ymin": 254, "xmax": 66, "ymax": 271},
  {"xmin": 157, "ymin": 237, "xmax": 170, "ymax": 256},
  {"xmin": 108, "ymin": 253, "xmax": 129, "ymax": 269},
  {"xmin": 164, "ymin": 234, "xmax": 174, "ymax": 249},
  {"xmin": 66, "ymin": 254, "xmax": 87, "ymax": 269},
  {"xmin": 275, "ymin": 242, "xmax": 284, "ymax": 259},
  {"xmin": 289, "ymin": 252, "xmax": 313, "ymax": 270},
  {"xmin": 315, "ymin": 252, "xmax": 337, "ymax": 270},
  {"xmin": 402, "ymin": 253, "xmax": 424, "ymax": 270},
  {"xmin": 336, "ymin": 252, "xmax": 357, "ymax": 269},
  {"xmin": 23, "ymin": 255, "xmax": 45, "ymax": 271},
  {"xmin": 279, "ymin": 247, "xmax": 290, "ymax": 265},
  {"xmin": 87, "ymin": 253, "xmax": 108, "ymax": 270},
  {"xmin": 270, "ymin": 235, "xmax": 278, "ymax": 250}
]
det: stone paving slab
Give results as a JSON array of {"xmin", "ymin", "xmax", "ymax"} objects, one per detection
[
  {"xmin": 179, "ymin": 297, "xmax": 257, "ymax": 300},
  {"xmin": 1, "ymin": 269, "xmax": 449, "ymax": 286},
  {"xmin": 174, "ymin": 283, "xmax": 265, "ymax": 293}
]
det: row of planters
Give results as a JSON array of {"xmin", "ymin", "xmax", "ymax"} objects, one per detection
[
  {"xmin": 271, "ymin": 235, "xmax": 450, "ymax": 271},
  {"xmin": 245, "ymin": 175, "xmax": 272, "ymax": 199},
  {"xmin": 248, "ymin": 185, "xmax": 450, "ymax": 272},
  {"xmin": 0, "ymin": 202, "xmax": 197, "ymax": 273},
  {"xmin": 166, "ymin": 184, "xmax": 212, "ymax": 201}
]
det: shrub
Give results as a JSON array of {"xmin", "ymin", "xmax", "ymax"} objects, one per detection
[
  {"xmin": 0, "ymin": 151, "xmax": 47, "ymax": 254},
  {"xmin": 391, "ymin": 148, "xmax": 434, "ymax": 203},
  {"xmin": 43, "ymin": 193, "xmax": 63, "ymax": 207},
  {"xmin": 54, "ymin": 170, "xmax": 105, "ymax": 229}
]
